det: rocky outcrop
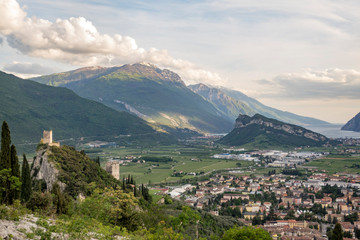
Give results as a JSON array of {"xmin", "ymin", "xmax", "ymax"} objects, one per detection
[
  {"xmin": 341, "ymin": 112, "xmax": 360, "ymax": 132},
  {"xmin": 219, "ymin": 114, "xmax": 329, "ymax": 147},
  {"xmin": 30, "ymin": 146, "xmax": 66, "ymax": 192},
  {"xmin": 235, "ymin": 114, "xmax": 327, "ymax": 142},
  {"xmin": 0, "ymin": 215, "xmax": 46, "ymax": 239}
]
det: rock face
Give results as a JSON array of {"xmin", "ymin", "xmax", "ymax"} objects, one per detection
[
  {"xmin": 219, "ymin": 114, "xmax": 329, "ymax": 147},
  {"xmin": 341, "ymin": 112, "xmax": 360, "ymax": 132},
  {"xmin": 30, "ymin": 146, "xmax": 65, "ymax": 192}
]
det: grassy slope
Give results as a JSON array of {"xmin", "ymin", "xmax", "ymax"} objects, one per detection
[
  {"xmin": 0, "ymin": 71, "xmax": 155, "ymax": 146},
  {"xmin": 31, "ymin": 66, "xmax": 110, "ymax": 86}
]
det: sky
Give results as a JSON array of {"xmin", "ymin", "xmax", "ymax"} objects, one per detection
[{"xmin": 0, "ymin": 0, "xmax": 359, "ymax": 124}]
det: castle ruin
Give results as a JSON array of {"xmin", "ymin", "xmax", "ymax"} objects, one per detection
[
  {"xmin": 105, "ymin": 161, "xmax": 120, "ymax": 180},
  {"xmin": 41, "ymin": 130, "xmax": 60, "ymax": 147}
]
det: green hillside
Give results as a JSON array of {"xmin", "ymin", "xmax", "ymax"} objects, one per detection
[
  {"xmin": 219, "ymin": 114, "xmax": 329, "ymax": 147},
  {"xmin": 32, "ymin": 66, "xmax": 109, "ymax": 86},
  {"xmin": 34, "ymin": 64, "xmax": 233, "ymax": 133},
  {"xmin": 0, "ymin": 71, "xmax": 158, "ymax": 150}
]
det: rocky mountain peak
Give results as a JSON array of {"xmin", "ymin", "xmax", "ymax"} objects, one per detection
[
  {"xmin": 341, "ymin": 112, "xmax": 360, "ymax": 132},
  {"xmin": 234, "ymin": 114, "xmax": 327, "ymax": 142}
]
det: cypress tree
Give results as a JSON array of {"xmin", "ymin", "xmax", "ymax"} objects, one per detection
[
  {"xmin": 0, "ymin": 121, "xmax": 12, "ymax": 204},
  {"xmin": 0, "ymin": 121, "xmax": 11, "ymax": 170},
  {"xmin": 9, "ymin": 145, "xmax": 21, "ymax": 202},
  {"xmin": 134, "ymin": 184, "xmax": 137, "ymax": 197},
  {"xmin": 51, "ymin": 182, "xmax": 67, "ymax": 214},
  {"xmin": 21, "ymin": 154, "xmax": 32, "ymax": 203},
  {"xmin": 332, "ymin": 222, "xmax": 343, "ymax": 240},
  {"xmin": 10, "ymin": 145, "xmax": 20, "ymax": 178}
]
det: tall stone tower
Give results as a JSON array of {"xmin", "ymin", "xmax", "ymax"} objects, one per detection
[
  {"xmin": 41, "ymin": 130, "xmax": 60, "ymax": 147},
  {"xmin": 105, "ymin": 161, "xmax": 120, "ymax": 180}
]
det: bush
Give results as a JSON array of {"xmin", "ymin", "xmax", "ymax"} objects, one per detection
[
  {"xmin": 26, "ymin": 191, "xmax": 54, "ymax": 215},
  {"xmin": 72, "ymin": 187, "xmax": 141, "ymax": 231},
  {"xmin": 0, "ymin": 200, "xmax": 29, "ymax": 221}
]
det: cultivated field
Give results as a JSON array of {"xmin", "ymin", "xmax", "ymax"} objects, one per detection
[{"xmin": 86, "ymin": 145, "xmax": 254, "ymax": 184}]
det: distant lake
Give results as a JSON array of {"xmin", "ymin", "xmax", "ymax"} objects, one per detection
[{"xmin": 306, "ymin": 124, "xmax": 360, "ymax": 139}]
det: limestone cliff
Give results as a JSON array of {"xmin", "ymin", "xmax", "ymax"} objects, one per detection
[{"xmin": 30, "ymin": 146, "xmax": 66, "ymax": 192}]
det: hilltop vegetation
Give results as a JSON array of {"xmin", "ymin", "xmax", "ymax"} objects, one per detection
[{"xmin": 37, "ymin": 145, "xmax": 120, "ymax": 197}]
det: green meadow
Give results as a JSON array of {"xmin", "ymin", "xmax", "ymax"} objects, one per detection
[
  {"xmin": 86, "ymin": 145, "xmax": 254, "ymax": 184},
  {"xmin": 303, "ymin": 155, "xmax": 360, "ymax": 174}
]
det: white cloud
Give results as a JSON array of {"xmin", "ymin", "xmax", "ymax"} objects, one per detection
[
  {"xmin": 3, "ymin": 61, "xmax": 58, "ymax": 75},
  {"xmin": 255, "ymin": 68, "xmax": 360, "ymax": 99},
  {"xmin": 0, "ymin": 0, "xmax": 26, "ymax": 34},
  {"xmin": 0, "ymin": 0, "xmax": 224, "ymax": 85}
]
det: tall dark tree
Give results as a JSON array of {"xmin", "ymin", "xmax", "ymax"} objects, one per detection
[
  {"xmin": 141, "ymin": 184, "xmax": 152, "ymax": 203},
  {"xmin": 0, "ymin": 121, "xmax": 12, "ymax": 204},
  {"xmin": 95, "ymin": 156, "xmax": 100, "ymax": 166},
  {"xmin": 21, "ymin": 154, "xmax": 32, "ymax": 203},
  {"xmin": 51, "ymin": 182, "xmax": 68, "ymax": 214},
  {"xmin": 10, "ymin": 145, "xmax": 20, "ymax": 178},
  {"xmin": 267, "ymin": 206, "xmax": 277, "ymax": 221},
  {"xmin": 332, "ymin": 222, "xmax": 343, "ymax": 240},
  {"xmin": 0, "ymin": 121, "xmax": 11, "ymax": 170},
  {"xmin": 9, "ymin": 144, "xmax": 21, "ymax": 202}
]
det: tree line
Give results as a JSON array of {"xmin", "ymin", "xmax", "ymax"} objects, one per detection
[{"xmin": 0, "ymin": 121, "xmax": 32, "ymax": 205}]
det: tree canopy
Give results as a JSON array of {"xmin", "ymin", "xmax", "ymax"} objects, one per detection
[{"xmin": 222, "ymin": 226, "xmax": 272, "ymax": 240}]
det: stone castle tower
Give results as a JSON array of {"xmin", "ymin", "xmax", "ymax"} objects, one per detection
[
  {"xmin": 105, "ymin": 161, "xmax": 120, "ymax": 180},
  {"xmin": 41, "ymin": 130, "xmax": 60, "ymax": 147}
]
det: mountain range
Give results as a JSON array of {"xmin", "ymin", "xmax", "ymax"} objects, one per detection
[
  {"xmin": 33, "ymin": 64, "xmax": 234, "ymax": 133},
  {"xmin": 0, "ymin": 71, "xmax": 162, "ymax": 151},
  {"xmin": 341, "ymin": 112, "xmax": 360, "ymax": 132},
  {"xmin": 32, "ymin": 63, "xmax": 327, "ymax": 134},
  {"xmin": 218, "ymin": 114, "xmax": 330, "ymax": 147},
  {"xmin": 189, "ymin": 83, "xmax": 328, "ymax": 126}
]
